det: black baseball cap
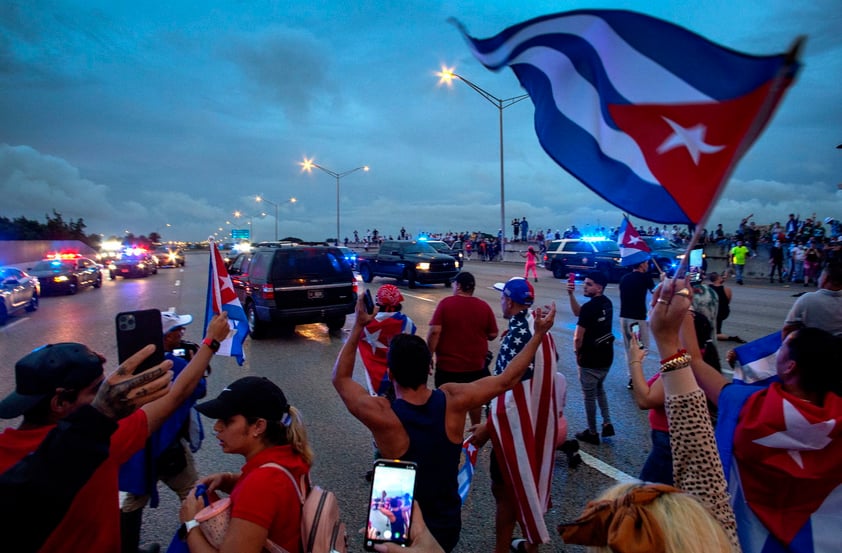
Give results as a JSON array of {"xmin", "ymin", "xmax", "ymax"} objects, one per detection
[
  {"xmin": 0, "ymin": 343, "xmax": 105, "ymax": 419},
  {"xmin": 586, "ymin": 271, "xmax": 608, "ymax": 289},
  {"xmin": 196, "ymin": 376, "xmax": 289, "ymax": 421}
]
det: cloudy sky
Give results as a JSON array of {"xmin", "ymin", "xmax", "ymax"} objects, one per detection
[{"xmin": 1, "ymin": 0, "xmax": 840, "ymax": 243}]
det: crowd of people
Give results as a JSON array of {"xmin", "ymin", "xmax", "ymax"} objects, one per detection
[{"xmin": 2, "ymin": 249, "xmax": 840, "ymax": 553}]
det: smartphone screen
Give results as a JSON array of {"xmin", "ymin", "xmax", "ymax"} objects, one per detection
[
  {"xmin": 363, "ymin": 289, "xmax": 375, "ymax": 315},
  {"xmin": 630, "ymin": 322, "xmax": 643, "ymax": 348},
  {"xmin": 116, "ymin": 309, "xmax": 165, "ymax": 374},
  {"xmin": 364, "ymin": 460, "xmax": 417, "ymax": 551},
  {"xmin": 688, "ymin": 248, "xmax": 704, "ymax": 283}
]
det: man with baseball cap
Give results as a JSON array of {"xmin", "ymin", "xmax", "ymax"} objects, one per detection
[
  {"xmin": 0, "ymin": 313, "xmax": 231, "ymax": 553},
  {"xmin": 119, "ymin": 309, "xmax": 208, "ymax": 553},
  {"xmin": 567, "ymin": 271, "xmax": 615, "ymax": 445},
  {"xmin": 473, "ymin": 277, "xmax": 559, "ymax": 553},
  {"xmin": 427, "ymin": 272, "xmax": 498, "ymax": 425}
]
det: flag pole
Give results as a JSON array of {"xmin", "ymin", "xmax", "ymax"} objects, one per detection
[{"xmin": 672, "ymin": 36, "xmax": 804, "ymax": 282}]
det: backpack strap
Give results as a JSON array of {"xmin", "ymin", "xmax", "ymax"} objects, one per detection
[{"xmin": 259, "ymin": 462, "xmax": 305, "ymax": 505}]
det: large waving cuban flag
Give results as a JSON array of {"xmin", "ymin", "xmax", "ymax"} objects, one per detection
[
  {"xmin": 204, "ymin": 240, "xmax": 248, "ymax": 365},
  {"xmin": 454, "ymin": 10, "xmax": 801, "ymax": 224}
]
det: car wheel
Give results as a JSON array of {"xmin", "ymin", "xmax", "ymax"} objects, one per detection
[
  {"xmin": 246, "ymin": 302, "xmax": 267, "ymax": 339},
  {"xmin": 68, "ymin": 280, "xmax": 78, "ymax": 295},
  {"xmin": 25, "ymin": 293, "xmax": 38, "ymax": 312},
  {"xmin": 0, "ymin": 305, "xmax": 7, "ymax": 326},
  {"xmin": 552, "ymin": 263, "xmax": 566, "ymax": 279},
  {"xmin": 109, "ymin": 271, "xmax": 116, "ymax": 280},
  {"xmin": 93, "ymin": 275, "xmax": 102, "ymax": 288},
  {"xmin": 360, "ymin": 264, "xmax": 373, "ymax": 283},
  {"xmin": 326, "ymin": 315, "xmax": 346, "ymax": 332},
  {"xmin": 406, "ymin": 269, "xmax": 418, "ymax": 289}
]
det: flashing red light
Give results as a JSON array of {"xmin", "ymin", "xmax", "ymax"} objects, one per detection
[{"xmin": 45, "ymin": 252, "xmax": 81, "ymax": 260}]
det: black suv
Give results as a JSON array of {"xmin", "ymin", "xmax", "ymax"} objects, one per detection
[
  {"xmin": 227, "ymin": 244, "xmax": 357, "ymax": 338},
  {"xmin": 543, "ymin": 238, "xmax": 626, "ymax": 282}
]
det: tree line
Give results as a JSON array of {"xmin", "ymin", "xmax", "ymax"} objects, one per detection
[{"xmin": 0, "ymin": 211, "xmax": 101, "ymax": 249}]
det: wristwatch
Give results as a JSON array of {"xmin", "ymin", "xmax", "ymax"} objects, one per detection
[
  {"xmin": 178, "ymin": 519, "xmax": 200, "ymax": 540},
  {"xmin": 202, "ymin": 337, "xmax": 220, "ymax": 353}
]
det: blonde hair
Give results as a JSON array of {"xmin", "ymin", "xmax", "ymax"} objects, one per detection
[
  {"xmin": 588, "ymin": 483, "xmax": 734, "ymax": 553},
  {"xmin": 286, "ymin": 405, "xmax": 315, "ymax": 466}
]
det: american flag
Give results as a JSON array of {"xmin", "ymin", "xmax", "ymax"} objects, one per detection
[
  {"xmin": 455, "ymin": 10, "xmax": 800, "ymax": 224},
  {"xmin": 204, "ymin": 240, "xmax": 248, "ymax": 365},
  {"xmin": 489, "ymin": 310, "xmax": 558, "ymax": 543},
  {"xmin": 718, "ymin": 381, "xmax": 842, "ymax": 552},
  {"xmin": 357, "ymin": 312, "xmax": 416, "ymax": 396},
  {"xmin": 617, "ymin": 216, "xmax": 651, "ymax": 267}
]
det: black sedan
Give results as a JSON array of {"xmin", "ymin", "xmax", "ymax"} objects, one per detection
[
  {"xmin": 1, "ymin": 267, "xmax": 40, "ymax": 325},
  {"xmin": 28, "ymin": 257, "xmax": 102, "ymax": 295},
  {"xmin": 109, "ymin": 253, "xmax": 158, "ymax": 279}
]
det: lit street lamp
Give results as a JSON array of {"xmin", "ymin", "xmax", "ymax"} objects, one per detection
[
  {"xmin": 255, "ymin": 195, "xmax": 279, "ymax": 241},
  {"xmin": 300, "ymin": 158, "xmax": 368, "ymax": 244},
  {"xmin": 437, "ymin": 66, "xmax": 529, "ymax": 245}
]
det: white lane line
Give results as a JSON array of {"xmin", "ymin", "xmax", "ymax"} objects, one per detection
[
  {"xmin": 402, "ymin": 293, "xmax": 436, "ymax": 303},
  {"xmin": 0, "ymin": 318, "xmax": 28, "ymax": 330},
  {"xmin": 579, "ymin": 451, "xmax": 638, "ymax": 484},
  {"xmin": 174, "ymin": 280, "xmax": 181, "ymax": 286}
]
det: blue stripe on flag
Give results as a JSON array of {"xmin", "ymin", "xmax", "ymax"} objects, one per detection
[{"xmin": 734, "ymin": 332, "xmax": 782, "ymax": 384}]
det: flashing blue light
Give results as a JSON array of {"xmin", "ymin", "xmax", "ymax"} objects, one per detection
[
  {"xmin": 582, "ymin": 236, "xmax": 609, "ymax": 242},
  {"xmin": 417, "ymin": 236, "xmax": 428, "ymax": 241}
]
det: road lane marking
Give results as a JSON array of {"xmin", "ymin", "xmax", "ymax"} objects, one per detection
[
  {"xmin": 402, "ymin": 293, "xmax": 436, "ymax": 303},
  {"xmin": 174, "ymin": 280, "xmax": 181, "ymax": 286},
  {"xmin": 579, "ymin": 451, "xmax": 638, "ymax": 484},
  {"xmin": 0, "ymin": 318, "xmax": 27, "ymax": 330}
]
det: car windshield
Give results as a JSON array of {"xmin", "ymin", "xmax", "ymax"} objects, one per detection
[
  {"xmin": 592, "ymin": 241, "xmax": 620, "ymax": 252},
  {"xmin": 644, "ymin": 237, "xmax": 680, "ymax": 249},
  {"xmin": 404, "ymin": 242, "xmax": 437, "ymax": 254},
  {"xmin": 427, "ymin": 242, "xmax": 449, "ymax": 253},
  {"xmin": 32, "ymin": 260, "xmax": 72, "ymax": 271}
]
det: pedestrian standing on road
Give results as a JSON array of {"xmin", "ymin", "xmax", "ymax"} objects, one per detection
[
  {"xmin": 521, "ymin": 246, "xmax": 539, "ymax": 282},
  {"xmin": 803, "ymin": 239, "xmax": 822, "ymax": 287},
  {"xmin": 469, "ymin": 277, "xmax": 559, "ymax": 553},
  {"xmin": 120, "ymin": 310, "xmax": 208, "ymax": 553},
  {"xmin": 769, "ymin": 240, "xmax": 785, "ymax": 283},
  {"xmin": 427, "ymin": 272, "xmax": 498, "ymax": 426},
  {"xmin": 333, "ymin": 294, "xmax": 555, "ymax": 552},
  {"xmin": 709, "ymin": 272, "xmax": 745, "ymax": 344},
  {"xmin": 0, "ymin": 313, "xmax": 230, "ymax": 553},
  {"xmin": 618, "ymin": 260, "xmax": 656, "ymax": 390},
  {"xmin": 729, "ymin": 240, "xmax": 750, "ymax": 284},
  {"xmin": 178, "ymin": 376, "xmax": 312, "ymax": 553},
  {"xmin": 567, "ymin": 271, "xmax": 615, "ymax": 445}
]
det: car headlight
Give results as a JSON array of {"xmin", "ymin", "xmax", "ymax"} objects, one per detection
[
  {"xmin": 676, "ymin": 254, "xmax": 685, "ymax": 260},
  {"xmin": 455, "ymin": 261, "xmax": 461, "ymax": 268},
  {"xmin": 54, "ymin": 275, "xmax": 69, "ymax": 282},
  {"xmin": 138, "ymin": 263, "xmax": 145, "ymax": 268},
  {"xmin": 416, "ymin": 262, "xmax": 431, "ymax": 271}
]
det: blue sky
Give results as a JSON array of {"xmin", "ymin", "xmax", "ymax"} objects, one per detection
[{"xmin": 1, "ymin": 0, "xmax": 840, "ymax": 242}]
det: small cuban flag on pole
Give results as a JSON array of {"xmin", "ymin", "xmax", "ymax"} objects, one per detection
[
  {"xmin": 204, "ymin": 238, "xmax": 249, "ymax": 365},
  {"xmin": 457, "ymin": 438, "xmax": 478, "ymax": 504},
  {"xmin": 618, "ymin": 215, "xmax": 652, "ymax": 267}
]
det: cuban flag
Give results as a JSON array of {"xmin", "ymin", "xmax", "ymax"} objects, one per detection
[
  {"xmin": 454, "ymin": 10, "xmax": 801, "ymax": 224},
  {"xmin": 357, "ymin": 312, "xmax": 416, "ymax": 396},
  {"xmin": 618, "ymin": 216, "xmax": 651, "ymax": 266},
  {"xmin": 204, "ymin": 240, "xmax": 248, "ymax": 365},
  {"xmin": 457, "ymin": 438, "xmax": 478, "ymax": 504},
  {"xmin": 734, "ymin": 331, "xmax": 782, "ymax": 384},
  {"xmin": 489, "ymin": 311, "xmax": 558, "ymax": 544}
]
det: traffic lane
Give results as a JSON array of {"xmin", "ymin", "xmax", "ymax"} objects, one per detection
[{"xmin": 0, "ymin": 265, "xmax": 192, "ymax": 403}]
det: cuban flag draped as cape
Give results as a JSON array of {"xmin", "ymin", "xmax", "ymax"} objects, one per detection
[
  {"xmin": 454, "ymin": 10, "xmax": 801, "ymax": 224},
  {"xmin": 489, "ymin": 311, "xmax": 558, "ymax": 544},
  {"xmin": 204, "ymin": 240, "xmax": 248, "ymax": 365},
  {"xmin": 618, "ymin": 216, "xmax": 651, "ymax": 267},
  {"xmin": 716, "ymin": 333, "xmax": 842, "ymax": 553},
  {"xmin": 357, "ymin": 312, "xmax": 416, "ymax": 396}
]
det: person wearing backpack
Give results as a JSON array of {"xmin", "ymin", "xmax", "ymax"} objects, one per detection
[{"xmin": 177, "ymin": 376, "xmax": 313, "ymax": 553}]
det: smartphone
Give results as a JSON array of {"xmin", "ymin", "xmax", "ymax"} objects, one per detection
[
  {"xmin": 116, "ymin": 309, "xmax": 165, "ymax": 374},
  {"xmin": 363, "ymin": 289, "xmax": 375, "ymax": 315},
  {"xmin": 568, "ymin": 272, "xmax": 576, "ymax": 286},
  {"xmin": 688, "ymin": 247, "xmax": 704, "ymax": 283},
  {"xmin": 630, "ymin": 322, "xmax": 644, "ymax": 348},
  {"xmin": 364, "ymin": 459, "xmax": 417, "ymax": 551}
]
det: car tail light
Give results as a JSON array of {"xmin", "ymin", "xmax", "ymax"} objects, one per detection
[
  {"xmin": 260, "ymin": 283, "xmax": 274, "ymax": 300},
  {"xmin": 352, "ymin": 280, "xmax": 359, "ymax": 295}
]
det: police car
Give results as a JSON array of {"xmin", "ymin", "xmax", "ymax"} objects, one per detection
[
  {"xmin": 543, "ymin": 238, "xmax": 625, "ymax": 282},
  {"xmin": 28, "ymin": 253, "xmax": 102, "ymax": 295}
]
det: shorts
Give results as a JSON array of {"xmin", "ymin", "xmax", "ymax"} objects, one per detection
[
  {"xmin": 489, "ymin": 448, "xmax": 503, "ymax": 486},
  {"xmin": 434, "ymin": 367, "xmax": 490, "ymax": 387}
]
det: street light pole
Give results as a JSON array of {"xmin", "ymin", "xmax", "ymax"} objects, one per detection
[
  {"xmin": 437, "ymin": 68, "xmax": 529, "ymax": 248},
  {"xmin": 300, "ymin": 159, "xmax": 368, "ymax": 244},
  {"xmin": 255, "ymin": 196, "xmax": 278, "ymax": 241}
]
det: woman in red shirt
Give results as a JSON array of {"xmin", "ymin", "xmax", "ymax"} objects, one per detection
[{"xmin": 179, "ymin": 376, "xmax": 313, "ymax": 553}]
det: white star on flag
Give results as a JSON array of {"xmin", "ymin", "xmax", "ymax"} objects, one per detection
[
  {"xmin": 627, "ymin": 235, "xmax": 642, "ymax": 245},
  {"xmin": 656, "ymin": 117, "xmax": 726, "ymax": 164},
  {"xmin": 218, "ymin": 275, "xmax": 235, "ymax": 295},
  {"xmin": 363, "ymin": 327, "xmax": 387, "ymax": 354},
  {"xmin": 752, "ymin": 399, "xmax": 836, "ymax": 469}
]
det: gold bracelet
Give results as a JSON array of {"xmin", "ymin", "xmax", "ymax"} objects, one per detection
[
  {"xmin": 630, "ymin": 360, "xmax": 642, "ymax": 365},
  {"xmin": 660, "ymin": 354, "xmax": 691, "ymax": 373}
]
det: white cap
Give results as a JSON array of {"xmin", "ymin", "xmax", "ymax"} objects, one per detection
[{"xmin": 161, "ymin": 311, "xmax": 193, "ymax": 334}]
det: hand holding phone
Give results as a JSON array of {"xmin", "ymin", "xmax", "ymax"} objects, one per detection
[
  {"xmin": 630, "ymin": 322, "xmax": 644, "ymax": 349},
  {"xmin": 363, "ymin": 289, "xmax": 375, "ymax": 315},
  {"xmin": 116, "ymin": 309, "xmax": 164, "ymax": 374},
  {"xmin": 365, "ymin": 460, "xmax": 417, "ymax": 551},
  {"xmin": 567, "ymin": 272, "xmax": 575, "ymax": 293}
]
